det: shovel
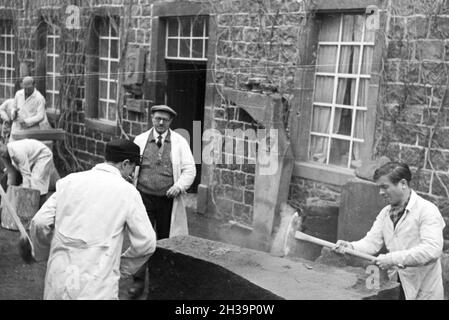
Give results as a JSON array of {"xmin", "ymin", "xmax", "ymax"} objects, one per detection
[{"xmin": 0, "ymin": 184, "xmax": 35, "ymax": 264}]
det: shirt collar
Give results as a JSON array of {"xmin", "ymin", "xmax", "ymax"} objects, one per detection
[
  {"xmin": 151, "ymin": 128, "xmax": 170, "ymax": 142},
  {"xmin": 93, "ymin": 163, "xmax": 122, "ymax": 177}
]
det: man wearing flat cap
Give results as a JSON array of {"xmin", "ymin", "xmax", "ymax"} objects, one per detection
[
  {"xmin": 128, "ymin": 105, "xmax": 196, "ymax": 298},
  {"xmin": 29, "ymin": 139, "xmax": 156, "ymax": 300}
]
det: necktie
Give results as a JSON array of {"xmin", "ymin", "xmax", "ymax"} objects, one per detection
[{"xmin": 157, "ymin": 135, "xmax": 162, "ymax": 148}]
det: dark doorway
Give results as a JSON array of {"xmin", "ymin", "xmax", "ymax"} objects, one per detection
[{"xmin": 166, "ymin": 61, "xmax": 206, "ymax": 192}]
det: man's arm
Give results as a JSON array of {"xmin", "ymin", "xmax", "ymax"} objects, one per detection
[
  {"xmin": 388, "ymin": 207, "xmax": 444, "ymax": 267},
  {"xmin": 120, "ymin": 192, "xmax": 157, "ymax": 277},
  {"xmin": 30, "ymin": 192, "xmax": 57, "ymax": 261},
  {"xmin": 350, "ymin": 210, "xmax": 386, "ymax": 255},
  {"xmin": 173, "ymin": 138, "xmax": 196, "ymax": 192}
]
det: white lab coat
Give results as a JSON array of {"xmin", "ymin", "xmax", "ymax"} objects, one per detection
[
  {"xmin": 134, "ymin": 128, "xmax": 196, "ymax": 237},
  {"xmin": 351, "ymin": 190, "xmax": 446, "ymax": 300},
  {"xmin": 9, "ymin": 88, "xmax": 51, "ymax": 142},
  {"xmin": 30, "ymin": 163, "xmax": 157, "ymax": 300},
  {"xmin": 7, "ymin": 139, "xmax": 54, "ymax": 194}
]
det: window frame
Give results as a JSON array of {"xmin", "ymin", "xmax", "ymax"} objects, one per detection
[
  {"xmin": 0, "ymin": 19, "xmax": 15, "ymax": 101},
  {"xmin": 45, "ymin": 25, "xmax": 61, "ymax": 114},
  {"xmin": 85, "ymin": 12, "xmax": 121, "ymax": 135},
  {"xmin": 294, "ymin": 7, "xmax": 384, "ymax": 186}
]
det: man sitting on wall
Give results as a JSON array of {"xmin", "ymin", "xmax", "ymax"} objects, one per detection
[{"xmin": 335, "ymin": 162, "xmax": 445, "ymax": 300}]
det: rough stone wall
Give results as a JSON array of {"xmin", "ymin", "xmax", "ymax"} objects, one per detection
[
  {"xmin": 4, "ymin": 0, "xmax": 449, "ymax": 239},
  {"xmin": 375, "ymin": 0, "xmax": 449, "ymax": 234}
]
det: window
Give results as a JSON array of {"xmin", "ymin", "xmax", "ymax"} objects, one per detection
[
  {"xmin": 46, "ymin": 25, "xmax": 60, "ymax": 112},
  {"xmin": 98, "ymin": 18, "xmax": 120, "ymax": 122},
  {"xmin": 165, "ymin": 16, "xmax": 208, "ymax": 61},
  {"xmin": 0, "ymin": 20, "xmax": 14, "ymax": 100},
  {"xmin": 308, "ymin": 14, "xmax": 374, "ymax": 169}
]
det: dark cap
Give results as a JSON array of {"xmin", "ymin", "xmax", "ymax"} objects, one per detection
[
  {"xmin": 105, "ymin": 139, "xmax": 141, "ymax": 166},
  {"xmin": 151, "ymin": 105, "xmax": 177, "ymax": 118}
]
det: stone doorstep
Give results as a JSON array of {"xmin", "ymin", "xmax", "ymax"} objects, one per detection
[{"xmin": 150, "ymin": 235, "xmax": 400, "ymax": 300}]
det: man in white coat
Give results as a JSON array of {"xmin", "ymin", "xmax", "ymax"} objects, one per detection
[
  {"xmin": 128, "ymin": 105, "xmax": 196, "ymax": 298},
  {"xmin": 29, "ymin": 139, "xmax": 157, "ymax": 300},
  {"xmin": 335, "ymin": 162, "xmax": 445, "ymax": 300},
  {"xmin": 0, "ymin": 138, "xmax": 57, "ymax": 205},
  {"xmin": 9, "ymin": 77, "xmax": 51, "ymax": 142}
]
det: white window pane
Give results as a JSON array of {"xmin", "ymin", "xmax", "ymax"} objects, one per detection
[
  {"xmin": 168, "ymin": 18, "xmax": 178, "ymax": 37},
  {"xmin": 47, "ymin": 37, "xmax": 53, "ymax": 53},
  {"xmin": 336, "ymin": 78, "xmax": 356, "ymax": 106},
  {"xmin": 99, "ymin": 39, "xmax": 108, "ymax": 58},
  {"xmin": 351, "ymin": 142, "xmax": 363, "ymax": 169},
  {"xmin": 317, "ymin": 45, "xmax": 337, "ymax": 73},
  {"xmin": 338, "ymin": 46, "xmax": 360, "ymax": 74},
  {"xmin": 55, "ymin": 56, "xmax": 61, "ymax": 73},
  {"xmin": 314, "ymin": 76, "xmax": 334, "ymax": 104},
  {"xmin": 46, "ymin": 56, "xmax": 53, "ymax": 72},
  {"xmin": 341, "ymin": 15, "xmax": 364, "ymax": 42},
  {"xmin": 109, "ymin": 82, "xmax": 117, "ymax": 101},
  {"xmin": 99, "ymin": 81, "xmax": 108, "ymax": 99},
  {"xmin": 311, "ymin": 105, "xmax": 331, "ymax": 134},
  {"xmin": 180, "ymin": 17, "xmax": 190, "ymax": 37},
  {"xmin": 0, "ymin": 53, "xmax": 4, "ymax": 67},
  {"xmin": 110, "ymin": 62, "xmax": 119, "ymax": 80},
  {"xmin": 108, "ymin": 103, "xmax": 116, "ymax": 122},
  {"xmin": 204, "ymin": 39, "xmax": 208, "ymax": 57},
  {"xmin": 110, "ymin": 40, "xmax": 119, "ymax": 59},
  {"xmin": 192, "ymin": 39, "xmax": 203, "ymax": 58},
  {"xmin": 309, "ymin": 135, "xmax": 329, "ymax": 164},
  {"xmin": 333, "ymin": 107, "xmax": 352, "ymax": 136},
  {"xmin": 318, "ymin": 14, "xmax": 340, "ymax": 42},
  {"xmin": 167, "ymin": 39, "xmax": 178, "ymax": 57},
  {"xmin": 192, "ymin": 17, "xmax": 204, "ymax": 37},
  {"xmin": 361, "ymin": 46, "xmax": 373, "ymax": 74},
  {"xmin": 358, "ymin": 79, "xmax": 369, "ymax": 107},
  {"xmin": 179, "ymin": 38, "xmax": 190, "ymax": 58},
  {"xmin": 98, "ymin": 100, "xmax": 107, "ymax": 119},
  {"xmin": 110, "ymin": 20, "xmax": 119, "ymax": 37},
  {"xmin": 99, "ymin": 60, "xmax": 108, "ymax": 75},
  {"xmin": 354, "ymin": 111, "xmax": 366, "ymax": 139},
  {"xmin": 329, "ymin": 138, "xmax": 350, "ymax": 167}
]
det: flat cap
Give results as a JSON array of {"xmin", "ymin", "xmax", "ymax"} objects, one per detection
[
  {"xmin": 150, "ymin": 105, "xmax": 177, "ymax": 118},
  {"xmin": 105, "ymin": 139, "xmax": 141, "ymax": 166}
]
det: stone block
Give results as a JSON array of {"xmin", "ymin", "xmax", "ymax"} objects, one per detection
[
  {"xmin": 338, "ymin": 178, "xmax": 386, "ymax": 242},
  {"xmin": 147, "ymin": 236, "xmax": 400, "ymax": 300}
]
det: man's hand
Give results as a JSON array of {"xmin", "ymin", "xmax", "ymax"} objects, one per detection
[
  {"xmin": 166, "ymin": 185, "xmax": 182, "ymax": 198},
  {"xmin": 375, "ymin": 254, "xmax": 395, "ymax": 270},
  {"xmin": 333, "ymin": 240, "xmax": 354, "ymax": 254}
]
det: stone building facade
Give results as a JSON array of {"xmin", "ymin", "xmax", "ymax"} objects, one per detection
[{"xmin": 1, "ymin": 0, "xmax": 449, "ymax": 245}]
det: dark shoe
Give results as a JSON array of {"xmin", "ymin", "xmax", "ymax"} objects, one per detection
[{"xmin": 128, "ymin": 281, "xmax": 144, "ymax": 299}]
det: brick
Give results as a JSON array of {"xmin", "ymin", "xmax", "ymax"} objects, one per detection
[
  {"xmin": 428, "ymin": 149, "xmax": 449, "ymax": 172},
  {"xmin": 387, "ymin": 40, "xmax": 413, "ymax": 60},
  {"xmin": 244, "ymin": 190, "xmax": 254, "ymax": 206},
  {"xmin": 430, "ymin": 17, "xmax": 449, "ymax": 39},
  {"xmin": 234, "ymin": 172, "xmax": 246, "ymax": 188},
  {"xmin": 221, "ymin": 170, "xmax": 234, "ymax": 185},
  {"xmin": 87, "ymin": 139, "xmax": 96, "ymax": 154},
  {"xmin": 421, "ymin": 62, "xmax": 447, "ymax": 85},
  {"xmin": 431, "ymin": 172, "xmax": 449, "ymax": 197},
  {"xmin": 224, "ymin": 186, "xmax": 243, "ymax": 202},
  {"xmin": 246, "ymin": 174, "xmax": 254, "ymax": 190},
  {"xmin": 416, "ymin": 40, "xmax": 444, "ymax": 61},
  {"xmin": 410, "ymin": 168, "xmax": 431, "ymax": 194},
  {"xmin": 389, "ymin": 16, "xmax": 406, "ymax": 40},
  {"xmin": 400, "ymin": 146, "xmax": 425, "ymax": 168},
  {"xmin": 96, "ymin": 141, "xmax": 106, "ymax": 156},
  {"xmin": 406, "ymin": 16, "xmax": 428, "ymax": 39}
]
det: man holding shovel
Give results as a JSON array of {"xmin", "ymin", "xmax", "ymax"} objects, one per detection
[
  {"xmin": 28, "ymin": 139, "xmax": 156, "ymax": 300},
  {"xmin": 335, "ymin": 162, "xmax": 445, "ymax": 300}
]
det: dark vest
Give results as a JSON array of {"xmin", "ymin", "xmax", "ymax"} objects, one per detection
[{"xmin": 137, "ymin": 130, "xmax": 174, "ymax": 196}]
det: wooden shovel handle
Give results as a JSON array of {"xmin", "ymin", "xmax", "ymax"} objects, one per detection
[{"xmin": 295, "ymin": 231, "xmax": 377, "ymax": 262}]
